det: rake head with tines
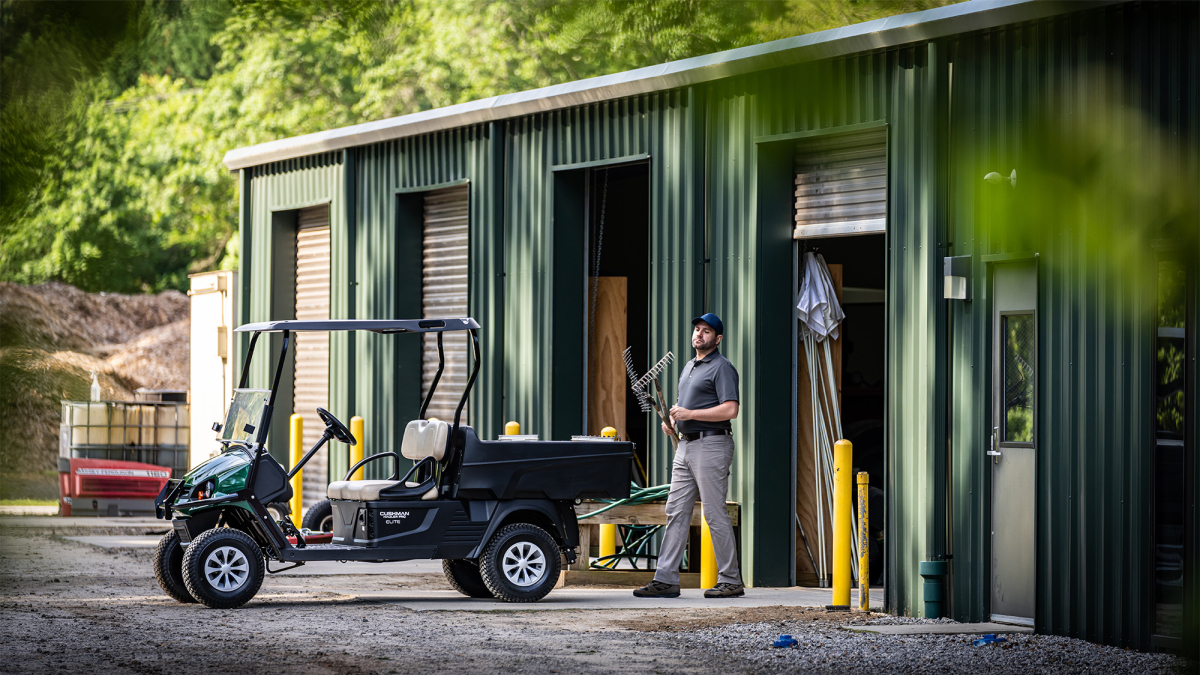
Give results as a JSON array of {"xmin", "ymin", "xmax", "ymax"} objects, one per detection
[
  {"xmin": 634, "ymin": 351, "xmax": 674, "ymax": 391},
  {"xmin": 623, "ymin": 347, "xmax": 652, "ymax": 412}
]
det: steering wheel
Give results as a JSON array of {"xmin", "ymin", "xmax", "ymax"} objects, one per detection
[{"xmin": 316, "ymin": 407, "xmax": 356, "ymax": 446}]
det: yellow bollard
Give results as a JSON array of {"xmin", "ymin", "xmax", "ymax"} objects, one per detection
[
  {"xmin": 350, "ymin": 416, "xmax": 365, "ymax": 480},
  {"xmin": 289, "ymin": 414, "xmax": 303, "ymax": 522},
  {"xmin": 600, "ymin": 426, "xmax": 617, "ymax": 438},
  {"xmin": 857, "ymin": 471, "xmax": 870, "ymax": 612},
  {"xmin": 505, "ymin": 421, "xmax": 520, "ymax": 435},
  {"xmin": 599, "ymin": 524, "xmax": 617, "ymax": 564},
  {"xmin": 701, "ymin": 511, "xmax": 718, "ymax": 589},
  {"xmin": 832, "ymin": 439, "xmax": 853, "ymax": 608}
]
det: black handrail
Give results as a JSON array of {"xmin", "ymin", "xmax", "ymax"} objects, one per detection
[{"xmin": 344, "ymin": 452, "xmax": 400, "ymax": 481}]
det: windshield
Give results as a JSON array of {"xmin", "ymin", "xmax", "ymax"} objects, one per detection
[{"xmin": 220, "ymin": 389, "xmax": 271, "ymax": 442}]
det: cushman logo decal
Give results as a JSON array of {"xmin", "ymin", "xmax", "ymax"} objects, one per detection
[{"xmin": 380, "ymin": 510, "xmax": 411, "ymax": 525}]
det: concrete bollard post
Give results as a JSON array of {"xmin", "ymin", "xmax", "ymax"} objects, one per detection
[
  {"xmin": 857, "ymin": 471, "xmax": 870, "ymax": 611},
  {"xmin": 599, "ymin": 524, "xmax": 617, "ymax": 564},
  {"xmin": 289, "ymin": 414, "xmax": 303, "ymax": 521},
  {"xmin": 832, "ymin": 439, "xmax": 853, "ymax": 609},
  {"xmin": 350, "ymin": 416, "xmax": 364, "ymax": 480},
  {"xmin": 504, "ymin": 421, "xmax": 520, "ymax": 435}
]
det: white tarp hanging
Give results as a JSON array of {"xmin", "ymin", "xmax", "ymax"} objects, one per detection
[
  {"xmin": 796, "ymin": 251, "xmax": 859, "ymax": 584},
  {"xmin": 797, "ymin": 252, "xmax": 845, "ymax": 341}
]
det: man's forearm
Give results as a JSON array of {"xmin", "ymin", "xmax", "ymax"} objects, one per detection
[{"xmin": 687, "ymin": 401, "xmax": 739, "ymax": 422}]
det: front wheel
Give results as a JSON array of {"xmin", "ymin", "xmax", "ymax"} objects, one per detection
[
  {"xmin": 153, "ymin": 531, "xmax": 196, "ymax": 603},
  {"xmin": 181, "ymin": 528, "xmax": 265, "ymax": 609},
  {"xmin": 479, "ymin": 523, "xmax": 561, "ymax": 602}
]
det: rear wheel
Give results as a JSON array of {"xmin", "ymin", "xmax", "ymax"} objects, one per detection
[
  {"xmin": 479, "ymin": 523, "xmax": 561, "ymax": 603},
  {"xmin": 182, "ymin": 528, "xmax": 265, "ymax": 609},
  {"xmin": 302, "ymin": 499, "xmax": 334, "ymax": 532},
  {"xmin": 153, "ymin": 531, "xmax": 196, "ymax": 603},
  {"xmin": 443, "ymin": 559, "xmax": 494, "ymax": 598},
  {"xmin": 265, "ymin": 501, "xmax": 290, "ymax": 522}
]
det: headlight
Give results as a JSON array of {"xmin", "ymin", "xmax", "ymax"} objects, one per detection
[{"xmin": 194, "ymin": 479, "xmax": 216, "ymax": 500}]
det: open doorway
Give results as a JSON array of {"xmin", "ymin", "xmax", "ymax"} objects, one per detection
[
  {"xmin": 795, "ymin": 234, "xmax": 886, "ymax": 587},
  {"xmin": 584, "ymin": 163, "xmax": 651, "ymax": 483}
]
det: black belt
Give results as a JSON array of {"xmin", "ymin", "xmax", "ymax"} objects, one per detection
[{"xmin": 680, "ymin": 429, "xmax": 732, "ymax": 442}]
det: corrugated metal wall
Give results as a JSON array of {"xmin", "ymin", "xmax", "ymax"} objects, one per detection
[
  {"xmin": 353, "ymin": 125, "xmax": 503, "ymax": 478},
  {"xmin": 242, "ymin": 153, "xmax": 349, "ymax": 475},
  {"xmin": 705, "ymin": 42, "xmax": 946, "ymax": 597},
  {"xmin": 502, "ymin": 90, "xmax": 704, "ymax": 485},
  {"xmin": 945, "ymin": 1, "xmax": 1200, "ymax": 648}
]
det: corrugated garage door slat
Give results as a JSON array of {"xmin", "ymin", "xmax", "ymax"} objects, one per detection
[
  {"xmin": 294, "ymin": 204, "xmax": 330, "ymax": 509},
  {"xmin": 794, "ymin": 128, "xmax": 887, "ymax": 238},
  {"xmin": 422, "ymin": 186, "xmax": 469, "ymax": 423}
]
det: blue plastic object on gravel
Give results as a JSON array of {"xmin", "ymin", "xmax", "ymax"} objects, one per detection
[
  {"xmin": 773, "ymin": 635, "xmax": 798, "ymax": 648},
  {"xmin": 973, "ymin": 634, "xmax": 1008, "ymax": 646}
]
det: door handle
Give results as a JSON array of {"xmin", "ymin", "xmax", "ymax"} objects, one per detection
[{"xmin": 988, "ymin": 427, "xmax": 1001, "ymax": 464}]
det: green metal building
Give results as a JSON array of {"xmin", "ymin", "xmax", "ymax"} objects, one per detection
[{"xmin": 224, "ymin": 0, "xmax": 1198, "ymax": 650}]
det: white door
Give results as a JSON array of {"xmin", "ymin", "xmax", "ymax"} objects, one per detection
[{"xmin": 990, "ymin": 261, "xmax": 1037, "ymax": 625}]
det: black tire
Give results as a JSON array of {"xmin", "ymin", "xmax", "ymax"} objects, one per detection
[
  {"xmin": 479, "ymin": 523, "xmax": 561, "ymax": 603},
  {"xmin": 301, "ymin": 499, "xmax": 334, "ymax": 532},
  {"xmin": 181, "ymin": 528, "xmax": 265, "ymax": 609},
  {"xmin": 265, "ymin": 501, "xmax": 290, "ymax": 522},
  {"xmin": 442, "ymin": 559, "xmax": 494, "ymax": 598},
  {"xmin": 153, "ymin": 531, "xmax": 196, "ymax": 603}
]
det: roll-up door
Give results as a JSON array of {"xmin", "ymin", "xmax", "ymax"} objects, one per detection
[
  {"xmin": 794, "ymin": 128, "xmax": 887, "ymax": 239},
  {"xmin": 421, "ymin": 185, "xmax": 469, "ymax": 423},
  {"xmin": 294, "ymin": 204, "xmax": 330, "ymax": 509}
]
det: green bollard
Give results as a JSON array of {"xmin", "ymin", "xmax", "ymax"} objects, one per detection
[{"xmin": 918, "ymin": 560, "xmax": 948, "ymax": 619}]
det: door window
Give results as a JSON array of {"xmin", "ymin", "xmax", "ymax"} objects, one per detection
[{"xmin": 1001, "ymin": 314, "xmax": 1035, "ymax": 443}]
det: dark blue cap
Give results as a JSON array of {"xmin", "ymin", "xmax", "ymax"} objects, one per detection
[{"xmin": 692, "ymin": 312, "xmax": 724, "ymax": 335}]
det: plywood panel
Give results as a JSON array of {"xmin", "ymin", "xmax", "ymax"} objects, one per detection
[
  {"xmin": 796, "ymin": 263, "xmax": 842, "ymax": 586},
  {"xmin": 588, "ymin": 277, "xmax": 627, "ymax": 437}
]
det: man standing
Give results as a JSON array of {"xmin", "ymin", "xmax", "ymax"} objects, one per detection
[{"xmin": 634, "ymin": 313, "xmax": 744, "ymax": 598}]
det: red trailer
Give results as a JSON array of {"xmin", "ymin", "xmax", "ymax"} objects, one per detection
[{"xmin": 59, "ymin": 458, "xmax": 171, "ymax": 517}]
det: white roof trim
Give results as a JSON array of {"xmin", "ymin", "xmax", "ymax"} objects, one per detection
[{"xmin": 224, "ymin": 0, "xmax": 1116, "ymax": 170}]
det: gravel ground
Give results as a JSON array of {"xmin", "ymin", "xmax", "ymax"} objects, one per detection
[
  {"xmin": 634, "ymin": 612, "xmax": 1195, "ymax": 675},
  {"xmin": 0, "ymin": 527, "xmax": 1194, "ymax": 675}
]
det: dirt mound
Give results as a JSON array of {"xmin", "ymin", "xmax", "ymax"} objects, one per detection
[
  {"xmin": 0, "ymin": 281, "xmax": 187, "ymax": 352},
  {"xmin": 101, "ymin": 319, "xmax": 190, "ymax": 390},
  {"xmin": 0, "ymin": 282, "xmax": 189, "ymax": 487}
]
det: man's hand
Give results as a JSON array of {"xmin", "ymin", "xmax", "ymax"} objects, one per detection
[
  {"xmin": 669, "ymin": 405, "xmax": 694, "ymax": 421},
  {"xmin": 661, "ymin": 420, "xmax": 675, "ymax": 436}
]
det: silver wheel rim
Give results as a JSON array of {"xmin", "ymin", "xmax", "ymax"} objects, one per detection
[
  {"xmin": 204, "ymin": 546, "xmax": 250, "ymax": 592},
  {"xmin": 501, "ymin": 541, "xmax": 546, "ymax": 587},
  {"xmin": 318, "ymin": 515, "xmax": 333, "ymax": 532}
]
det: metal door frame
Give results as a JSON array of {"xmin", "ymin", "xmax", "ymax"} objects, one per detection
[{"xmin": 983, "ymin": 253, "xmax": 1039, "ymax": 627}]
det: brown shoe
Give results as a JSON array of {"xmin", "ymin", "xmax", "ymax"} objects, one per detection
[
  {"xmin": 633, "ymin": 580, "xmax": 680, "ymax": 598},
  {"xmin": 704, "ymin": 582, "xmax": 745, "ymax": 598}
]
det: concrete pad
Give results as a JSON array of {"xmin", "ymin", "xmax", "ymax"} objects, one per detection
[
  {"xmin": 0, "ymin": 506, "xmax": 59, "ymax": 516},
  {"xmin": 352, "ymin": 586, "xmax": 884, "ymax": 612},
  {"xmin": 64, "ymin": 535, "xmax": 161, "ymax": 549},
  {"xmin": 0, "ymin": 516, "xmax": 163, "ymax": 529},
  {"xmin": 844, "ymin": 622, "xmax": 1034, "ymax": 635}
]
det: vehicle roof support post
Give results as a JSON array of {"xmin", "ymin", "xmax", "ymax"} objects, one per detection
[
  {"xmin": 238, "ymin": 332, "xmax": 262, "ymax": 389},
  {"xmin": 420, "ymin": 330, "xmax": 446, "ymax": 420}
]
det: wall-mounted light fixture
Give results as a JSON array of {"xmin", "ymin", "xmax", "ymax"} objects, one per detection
[
  {"xmin": 984, "ymin": 169, "xmax": 1017, "ymax": 187},
  {"xmin": 944, "ymin": 255, "xmax": 972, "ymax": 301}
]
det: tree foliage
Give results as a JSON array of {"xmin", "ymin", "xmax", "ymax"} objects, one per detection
[{"xmin": 1, "ymin": 0, "xmax": 957, "ymax": 293}]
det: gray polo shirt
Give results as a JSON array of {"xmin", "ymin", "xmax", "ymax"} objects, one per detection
[{"xmin": 674, "ymin": 349, "xmax": 740, "ymax": 434}]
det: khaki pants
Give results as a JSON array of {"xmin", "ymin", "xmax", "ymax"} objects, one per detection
[{"xmin": 653, "ymin": 434, "xmax": 741, "ymax": 586}]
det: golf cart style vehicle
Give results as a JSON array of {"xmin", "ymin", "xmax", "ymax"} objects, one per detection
[{"xmin": 153, "ymin": 318, "xmax": 632, "ymax": 608}]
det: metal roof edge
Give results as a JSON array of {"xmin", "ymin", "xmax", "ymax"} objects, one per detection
[{"xmin": 224, "ymin": 0, "xmax": 1121, "ymax": 170}]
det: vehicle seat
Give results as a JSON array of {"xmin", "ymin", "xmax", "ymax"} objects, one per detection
[{"xmin": 326, "ymin": 419, "xmax": 449, "ymax": 502}]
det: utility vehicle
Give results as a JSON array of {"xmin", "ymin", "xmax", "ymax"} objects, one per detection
[{"xmin": 153, "ymin": 318, "xmax": 632, "ymax": 608}]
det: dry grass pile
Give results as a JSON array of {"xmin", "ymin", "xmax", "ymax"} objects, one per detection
[{"xmin": 0, "ymin": 282, "xmax": 189, "ymax": 488}]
